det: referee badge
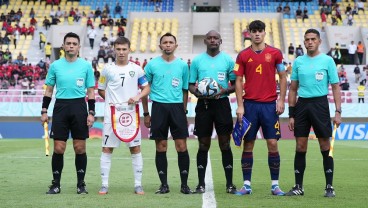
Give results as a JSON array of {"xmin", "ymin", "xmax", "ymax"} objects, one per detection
[
  {"xmin": 315, "ymin": 72, "xmax": 324, "ymax": 82},
  {"xmin": 76, "ymin": 78, "xmax": 84, "ymax": 87}
]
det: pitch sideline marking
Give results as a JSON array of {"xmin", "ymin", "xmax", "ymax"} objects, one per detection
[{"xmin": 202, "ymin": 153, "xmax": 216, "ymax": 208}]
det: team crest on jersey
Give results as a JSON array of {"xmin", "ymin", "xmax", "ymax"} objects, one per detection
[
  {"xmin": 265, "ymin": 53, "xmax": 272, "ymax": 62},
  {"xmin": 129, "ymin": 71, "xmax": 135, "ymax": 77}
]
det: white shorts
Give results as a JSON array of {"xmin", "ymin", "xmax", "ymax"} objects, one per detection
[{"xmin": 102, "ymin": 123, "xmax": 141, "ymax": 148}]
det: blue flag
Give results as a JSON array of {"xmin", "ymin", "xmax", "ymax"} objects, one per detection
[{"xmin": 232, "ymin": 116, "xmax": 251, "ymax": 147}]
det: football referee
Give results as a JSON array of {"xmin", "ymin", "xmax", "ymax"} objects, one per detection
[
  {"xmin": 285, "ymin": 29, "xmax": 342, "ymax": 197},
  {"xmin": 41, "ymin": 32, "xmax": 96, "ymax": 195},
  {"xmin": 188, "ymin": 30, "xmax": 237, "ymax": 194}
]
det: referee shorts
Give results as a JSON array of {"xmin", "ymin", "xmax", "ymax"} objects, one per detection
[
  {"xmin": 150, "ymin": 101, "xmax": 189, "ymax": 140},
  {"xmin": 50, "ymin": 98, "xmax": 89, "ymax": 140},
  {"xmin": 294, "ymin": 95, "xmax": 332, "ymax": 138},
  {"xmin": 193, "ymin": 97, "xmax": 233, "ymax": 138}
]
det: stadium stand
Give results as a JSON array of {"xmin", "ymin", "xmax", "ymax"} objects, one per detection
[{"xmin": 0, "ymin": 0, "xmax": 367, "ymax": 104}]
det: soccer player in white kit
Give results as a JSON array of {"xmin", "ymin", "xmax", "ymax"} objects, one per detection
[{"xmin": 97, "ymin": 37, "xmax": 150, "ymax": 195}]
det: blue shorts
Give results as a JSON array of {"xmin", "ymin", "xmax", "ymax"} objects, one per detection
[{"xmin": 243, "ymin": 100, "xmax": 281, "ymax": 140}]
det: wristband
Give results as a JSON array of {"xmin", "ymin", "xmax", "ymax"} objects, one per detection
[
  {"xmin": 41, "ymin": 111, "xmax": 47, "ymax": 115},
  {"xmin": 87, "ymin": 99, "xmax": 96, "ymax": 112},
  {"xmin": 288, "ymin": 106, "xmax": 295, "ymax": 118},
  {"xmin": 89, "ymin": 110, "xmax": 96, "ymax": 116},
  {"xmin": 335, "ymin": 109, "xmax": 342, "ymax": 114},
  {"xmin": 143, "ymin": 112, "xmax": 149, "ymax": 117},
  {"xmin": 42, "ymin": 96, "xmax": 52, "ymax": 109}
]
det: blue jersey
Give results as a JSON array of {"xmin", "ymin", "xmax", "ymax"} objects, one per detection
[
  {"xmin": 189, "ymin": 52, "xmax": 235, "ymax": 98},
  {"xmin": 291, "ymin": 53, "xmax": 339, "ymax": 98},
  {"xmin": 144, "ymin": 57, "xmax": 189, "ymax": 103},
  {"xmin": 45, "ymin": 58, "xmax": 95, "ymax": 99}
]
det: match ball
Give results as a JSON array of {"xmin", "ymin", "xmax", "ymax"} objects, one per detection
[{"xmin": 197, "ymin": 77, "xmax": 219, "ymax": 96}]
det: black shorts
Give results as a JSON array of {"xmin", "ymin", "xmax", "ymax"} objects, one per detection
[
  {"xmin": 150, "ymin": 102, "xmax": 189, "ymax": 140},
  {"xmin": 51, "ymin": 98, "xmax": 89, "ymax": 140},
  {"xmin": 193, "ymin": 97, "xmax": 233, "ymax": 138},
  {"xmin": 294, "ymin": 96, "xmax": 332, "ymax": 138}
]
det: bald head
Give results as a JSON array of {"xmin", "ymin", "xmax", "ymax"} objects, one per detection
[{"xmin": 205, "ymin": 30, "xmax": 221, "ymax": 39}]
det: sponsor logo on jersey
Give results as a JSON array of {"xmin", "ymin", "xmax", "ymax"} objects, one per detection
[{"xmin": 248, "ymin": 58, "xmax": 253, "ymax": 62}]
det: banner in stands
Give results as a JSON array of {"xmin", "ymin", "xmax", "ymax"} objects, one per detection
[{"xmin": 2, "ymin": 122, "xmax": 367, "ymax": 140}]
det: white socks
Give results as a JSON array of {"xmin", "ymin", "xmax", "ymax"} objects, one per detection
[
  {"xmin": 131, "ymin": 152, "xmax": 143, "ymax": 187},
  {"xmin": 100, "ymin": 152, "xmax": 112, "ymax": 187}
]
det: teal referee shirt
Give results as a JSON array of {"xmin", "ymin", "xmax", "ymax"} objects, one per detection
[
  {"xmin": 291, "ymin": 53, "xmax": 339, "ymax": 98},
  {"xmin": 144, "ymin": 57, "xmax": 189, "ymax": 103},
  {"xmin": 45, "ymin": 58, "xmax": 95, "ymax": 99}
]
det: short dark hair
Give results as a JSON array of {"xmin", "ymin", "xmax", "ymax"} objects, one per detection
[
  {"xmin": 114, "ymin": 36, "xmax": 131, "ymax": 47},
  {"xmin": 248, "ymin": 20, "xmax": 266, "ymax": 31},
  {"xmin": 63, "ymin": 32, "xmax": 80, "ymax": 44},
  {"xmin": 159, "ymin": 32, "xmax": 177, "ymax": 44},
  {"xmin": 304, "ymin": 28, "xmax": 320, "ymax": 38}
]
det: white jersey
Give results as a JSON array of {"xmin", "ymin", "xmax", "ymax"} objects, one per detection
[{"xmin": 98, "ymin": 62, "xmax": 148, "ymax": 124}]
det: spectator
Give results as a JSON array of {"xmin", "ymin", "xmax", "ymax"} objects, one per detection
[
  {"xmin": 59, "ymin": 48, "xmax": 65, "ymax": 59},
  {"xmin": 37, "ymin": 58, "xmax": 46, "ymax": 71},
  {"xmin": 114, "ymin": 2, "xmax": 122, "ymax": 18},
  {"xmin": 74, "ymin": 8, "xmax": 81, "ymax": 22},
  {"xmin": 117, "ymin": 25, "xmax": 125, "ymax": 37},
  {"xmin": 276, "ymin": 3, "xmax": 282, "ymax": 13},
  {"xmin": 30, "ymin": 17, "xmax": 37, "ymax": 28},
  {"xmin": 104, "ymin": 3, "xmax": 110, "ymax": 15},
  {"xmin": 52, "ymin": 16, "xmax": 61, "ymax": 25},
  {"xmin": 354, "ymin": 64, "xmax": 361, "ymax": 83},
  {"xmin": 15, "ymin": 52, "xmax": 24, "ymax": 65},
  {"xmin": 283, "ymin": 3, "xmax": 291, "ymax": 17},
  {"xmin": 357, "ymin": 41, "xmax": 364, "ymax": 64},
  {"xmin": 39, "ymin": 32, "xmax": 46, "ymax": 50},
  {"xmin": 109, "ymin": 32, "xmax": 116, "ymax": 46},
  {"xmin": 13, "ymin": 29, "xmax": 19, "ymax": 49},
  {"xmin": 29, "ymin": 8, "xmax": 35, "ymax": 18},
  {"xmin": 338, "ymin": 64, "xmax": 346, "ymax": 75},
  {"xmin": 100, "ymin": 38, "xmax": 109, "ymax": 49},
  {"xmin": 302, "ymin": 7, "xmax": 309, "ymax": 22},
  {"xmin": 135, "ymin": 58, "xmax": 140, "ymax": 66},
  {"xmin": 97, "ymin": 46, "xmax": 107, "ymax": 63},
  {"xmin": 347, "ymin": 12, "xmax": 353, "ymax": 26},
  {"xmin": 345, "ymin": 3, "xmax": 352, "ymax": 14},
  {"xmin": 142, "ymin": 59, "xmax": 148, "ymax": 70},
  {"xmin": 288, "ymin": 43, "xmax": 295, "ymax": 59},
  {"xmin": 99, "ymin": 17, "xmax": 107, "ymax": 29},
  {"xmin": 43, "ymin": 16, "xmax": 51, "ymax": 30},
  {"xmin": 339, "ymin": 79, "xmax": 349, "ymax": 91},
  {"xmin": 105, "ymin": 46, "xmax": 115, "ymax": 63},
  {"xmin": 2, "ymin": 34, "xmax": 10, "ymax": 45},
  {"xmin": 352, "ymin": 5, "xmax": 358, "ymax": 16},
  {"xmin": 242, "ymin": 28, "xmax": 251, "ymax": 44},
  {"xmin": 321, "ymin": 11, "xmax": 327, "ymax": 32},
  {"xmin": 87, "ymin": 27, "xmax": 97, "ymax": 49},
  {"xmin": 20, "ymin": 23, "xmax": 27, "ymax": 37},
  {"xmin": 94, "ymin": 7, "xmax": 102, "ymax": 21},
  {"xmin": 86, "ymin": 18, "xmax": 93, "ymax": 28},
  {"xmin": 191, "ymin": 2, "xmax": 197, "ymax": 12},
  {"xmin": 45, "ymin": 42, "xmax": 52, "ymax": 60},
  {"xmin": 348, "ymin": 41, "xmax": 357, "ymax": 64},
  {"xmin": 28, "ymin": 25, "xmax": 35, "ymax": 39},
  {"xmin": 295, "ymin": 44, "xmax": 304, "ymax": 58},
  {"xmin": 50, "ymin": 8, "xmax": 56, "ymax": 18},
  {"xmin": 357, "ymin": 0, "xmax": 365, "ymax": 12},
  {"xmin": 107, "ymin": 16, "xmax": 114, "ymax": 30},
  {"xmin": 91, "ymin": 57, "xmax": 98, "ymax": 71},
  {"xmin": 56, "ymin": 7, "xmax": 63, "ymax": 18},
  {"xmin": 357, "ymin": 81, "xmax": 366, "ymax": 103},
  {"xmin": 295, "ymin": 6, "xmax": 303, "ymax": 21},
  {"xmin": 0, "ymin": 78, "xmax": 10, "ymax": 90}
]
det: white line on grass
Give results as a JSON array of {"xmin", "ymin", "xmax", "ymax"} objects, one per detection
[{"xmin": 202, "ymin": 153, "xmax": 216, "ymax": 208}]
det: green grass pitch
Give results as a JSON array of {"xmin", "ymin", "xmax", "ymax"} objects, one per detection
[{"xmin": 0, "ymin": 138, "xmax": 367, "ymax": 208}]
